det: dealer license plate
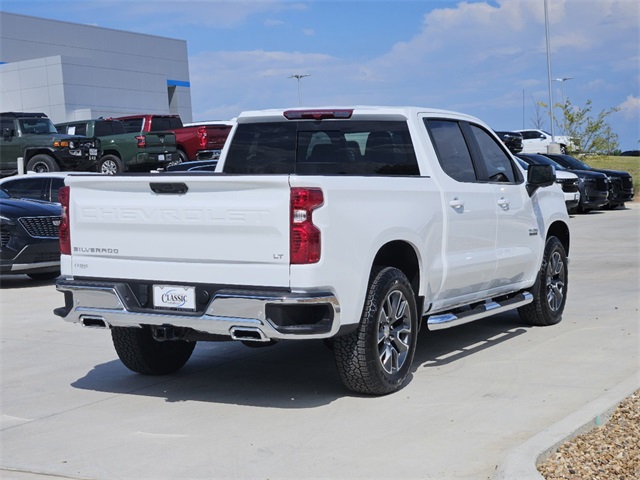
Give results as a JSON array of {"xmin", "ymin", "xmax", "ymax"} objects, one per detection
[{"xmin": 153, "ymin": 285, "xmax": 196, "ymax": 311}]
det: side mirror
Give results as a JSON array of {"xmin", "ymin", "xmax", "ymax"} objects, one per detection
[
  {"xmin": 526, "ymin": 164, "xmax": 556, "ymax": 196},
  {"xmin": 2, "ymin": 127, "xmax": 13, "ymax": 139}
]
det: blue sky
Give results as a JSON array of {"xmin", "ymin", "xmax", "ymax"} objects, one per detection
[{"xmin": 2, "ymin": 0, "xmax": 639, "ymax": 150}]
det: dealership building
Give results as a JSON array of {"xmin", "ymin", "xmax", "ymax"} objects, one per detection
[{"xmin": 0, "ymin": 12, "xmax": 192, "ymax": 123}]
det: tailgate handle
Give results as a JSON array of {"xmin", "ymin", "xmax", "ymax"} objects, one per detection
[{"xmin": 150, "ymin": 182, "xmax": 188, "ymax": 195}]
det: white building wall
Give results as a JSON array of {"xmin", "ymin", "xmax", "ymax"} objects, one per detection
[{"xmin": 0, "ymin": 12, "xmax": 192, "ymax": 123}]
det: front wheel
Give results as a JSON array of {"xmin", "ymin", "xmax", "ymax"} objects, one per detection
[
  {"xmin": 26, "ymin": 154, "xmax": 60, "ymax": 173},
  {"xmin": 334, "ymin": 267, "xmax": 418, "ymax": 395},
  {"xmin": 98, "ymin": 155, "xmax": 124, "ymax": 174},
  {"xmin": 111, "ymin": 326, "xmax": 195, "ymax": 375},
  {"xmin": 519, "ymin": 236, "xmax": 568, "ymax": 326}
]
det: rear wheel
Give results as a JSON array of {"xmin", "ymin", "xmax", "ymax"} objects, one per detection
[
  {"xmin": 98, "ymin": 155, "xmax": 124, "ymax": 174},
  {"xmin": 26, "ymin": 154, "xmax": 59, "ymax": 173},
  {"xmin": 519, "ymin": 236, "xmax": 568, "ymax": 326},
  {"xmin": 334, "ymin": 267, "xmax": 418, "ymax": 395},
  {"xmin": 111, "ymin": 326, "xmax": 195, "ymax": 375}
]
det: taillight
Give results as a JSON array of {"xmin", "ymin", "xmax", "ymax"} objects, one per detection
[
  {"xmin": 290, "ymin": 188, "xmax": 323, "ymax": 264},
  {"xmin": 58, "ymin": 186, "xmax": 71, "ymax": 255},
  {"xmin": 283, "ymin": 109, "xmax": 353, "ymax": 120},
  {"xmin": 136, "ymin": 135, "xmax": 146, "ymax": 148},
  {"xmin": 198, "ymin": 127, "xmax": 207, "ymax": 148}
]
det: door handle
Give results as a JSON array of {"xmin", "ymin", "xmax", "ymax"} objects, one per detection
[
  {"xmin": 449, "ymin": 197, "xmax": 465, "ymax": 210},
  {"xmin": 497, "ymin": 197, "xmax": 510, "ymax": 210}
]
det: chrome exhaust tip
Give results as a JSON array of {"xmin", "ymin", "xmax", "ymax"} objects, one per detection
[
  {"xmin": 80, "ymin": 316, "xmax": 109, "ymax": 329},
  {"xmin": 229, "ymin": 326, "xmax": 269, "ymax": 342}
]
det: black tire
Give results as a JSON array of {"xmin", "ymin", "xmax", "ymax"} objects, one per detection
[
  {"xmin": 166, "ymin": 149, "xmax": 187, "ymax": 167},
  {"xmin": 98, "ymin": 155, "xmax": 124, "ymax": 174},
  {"xmin": 334, "ymin": 267, "xmax": 418, "ymax": 395},
  {"xmin": 111, "ymin": 326, "xmax": 195, "ymax": 375},
  {"xmin": 27, "ymin": 270, "xmax": 60, "ymax": 281},
  {"xmin": 519, "ymin": 236, "xmax": 568, "ymax": 326},
  {"xmin": 26, "ymin": 154, "xmax": 60, "ymax": 173}
]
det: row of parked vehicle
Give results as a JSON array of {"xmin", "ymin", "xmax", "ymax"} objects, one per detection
[
  {"xmin": 495, "ymin": 129, "xmax": 634, "ymax": 214},
  {"xmin": 0, "ymin": 111, "xmax": 233, "ymax": 280},
  {"xmin": 0, "ymin": 112, "xmax": 635, "ymax": 282},
  {"xmin": 0, "ymin": 111, "xmax": 233, "ymax": 176}
]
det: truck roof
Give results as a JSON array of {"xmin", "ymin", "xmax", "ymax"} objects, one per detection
[{"xmin": 235, "ymin": 106, "xmax": 482, "ymax": 124}]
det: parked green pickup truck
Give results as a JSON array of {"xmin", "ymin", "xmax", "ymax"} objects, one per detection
[
  {"xmin": 0, "ymin": 112, "xmax": 100, "ymax": 177},
  {"xmin": 56, "ymin": 118, "xmax": 177, "ymax": 174}
]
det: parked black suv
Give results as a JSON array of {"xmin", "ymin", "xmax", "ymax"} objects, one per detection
[
  {"xmin": 543, "ymin": 153, "xmax": 634, "ymax": 209},
  {"xmin": 517, "ymin": 153, "xmax": 609, "ymax": 213},
  {"xmin": 0, "ymin": 188, "xmax": 61, "ymax": 280},
  {"xmin": 0, "ymin": 112, "xmax": 100, "ymax": 176},
  {"xmin": 495, "ymin": 131, "xmax": 523, "ymax": 154}
]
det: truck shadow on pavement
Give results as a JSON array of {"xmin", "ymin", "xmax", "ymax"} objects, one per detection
[
  {"xmin": 412, "ymin": 311, "xmax": 529, "ymax": 369},
  {"xmin": 0, "ymin": 274, "xmax": 58, "ymax": 289},
  {"xmin": 70, "ymin": 311, "xmax": 531, "ymax": 408}
]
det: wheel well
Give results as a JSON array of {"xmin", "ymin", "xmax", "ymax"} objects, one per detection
[
  {"xmin": 24, "ymin": 149, "xmax": 54, "ymax": 161},
  {"xmin": 547, "ymin": 221, "xmax": 570, "ymax": 255},
  {"xmin": 101, "ymin": 150, "xmax": 121, "ymax": 158},
  {"xmin": 372, "ymin": 240, "xmax": 420, "ymax": 298}
]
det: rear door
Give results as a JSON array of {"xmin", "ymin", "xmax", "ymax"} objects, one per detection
[{"xmin": 423, "ymin": 118, "xmax": 498, "ymax": 306}]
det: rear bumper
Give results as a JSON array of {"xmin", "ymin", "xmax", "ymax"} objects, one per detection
[{"xmin": 54, "ymin": 279, "xmax": 341, "ymax": 341}]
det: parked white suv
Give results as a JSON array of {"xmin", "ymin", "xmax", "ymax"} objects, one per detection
[{"xmin": 515, "ymin": 129, "xmax": 572, "ymax": 154}]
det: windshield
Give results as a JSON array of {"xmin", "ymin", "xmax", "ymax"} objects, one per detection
[
  {"xmin": 553, "ymin": 155, "xmax": 591, "ymax": 170},
  {"xmin": 0, "ymin": 189, "xmax": 11, "ymax": 199},
  {"xmin": 19, "ymin": 118, "xmax": 57, "ymax": 134}
]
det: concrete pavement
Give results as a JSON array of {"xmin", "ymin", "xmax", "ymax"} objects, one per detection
[{"xmin": 1, "ymin": 204, "xmax": 638, "ymax": 480}]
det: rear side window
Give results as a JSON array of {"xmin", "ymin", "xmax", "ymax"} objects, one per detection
[
  {"xmin": 93, "ymin": 121, "xmax": 125, "ymax": 136},
  {"xmin": 425, "ymin": 119, "xmax": 477, "ymax": 182},
  {"xmin": 224, "ymin": 120, "xmax": 419, "ymax": 176},
  {"xmin": 120, "ymin": 119, "xmax": 143, "ymax": 133}
]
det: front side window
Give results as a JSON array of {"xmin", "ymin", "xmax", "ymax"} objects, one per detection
[
  {"xmin": 470, "ymin": 125, "xmax": 518, "ymax": 183},
  {"xmin": 425, "ymin": 119, "xmax": 477, "ymax": 182}
]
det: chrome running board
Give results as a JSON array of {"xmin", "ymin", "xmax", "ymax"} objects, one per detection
[{"xmin": 426, "ymin": 292, "xmax": 533, "ymax": 331}]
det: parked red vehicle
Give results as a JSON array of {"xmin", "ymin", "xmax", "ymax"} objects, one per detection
[{"xmin": 115, "ymin": 114, "xmax": 232, "ymax": 164}]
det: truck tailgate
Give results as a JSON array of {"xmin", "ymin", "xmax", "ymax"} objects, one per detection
[
  {"xmin": 64, "ymin": 174, "xmax": 291, "ymax": 286},
  {"xmin": 143, "ymin": 131, "xmax": 176, "ymax": 151}
]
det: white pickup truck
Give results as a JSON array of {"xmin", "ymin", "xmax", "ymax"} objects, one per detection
[{"xmin": 55, "ymin": 107, "xmax": 571, "ymax": 395}]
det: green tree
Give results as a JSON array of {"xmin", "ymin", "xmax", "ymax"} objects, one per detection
[
  {"xmin": 557, "ymin": 99, "xmax": 620, "ymax": 154},
  {"xmin": 531, "ymin": 99, "xmax": 547, "ymax": 130}
]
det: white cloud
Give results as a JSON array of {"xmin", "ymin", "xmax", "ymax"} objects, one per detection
[{"xmin": 618, "ymin": 95, "xmax": 640, "ymax": 119}]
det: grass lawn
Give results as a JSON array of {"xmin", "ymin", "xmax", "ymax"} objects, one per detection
[{"xmin": 580, "ymin": 155, "xmax": 639, "ymax": 202}]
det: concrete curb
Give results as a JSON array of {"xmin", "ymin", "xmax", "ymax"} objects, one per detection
[{"xmin": 493, "ymin": 374, "xmax": 640, "ymax": 479}]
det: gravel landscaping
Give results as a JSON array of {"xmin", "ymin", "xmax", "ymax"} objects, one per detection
[{"xmin": 538, "ymin": 389, "xmax": 639, "ymax": 480}]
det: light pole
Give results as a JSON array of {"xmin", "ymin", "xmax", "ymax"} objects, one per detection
[
  {"xmin": 544, "ymin": 0, "xmax": 555, "ymax": 144},
  {"xmin": 288, "ymin": 74, "xmax": 310, "ymax": 106},
  {"xmin": 554, "ymin": 77, "xmax": 574, "ymax": 105}
]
